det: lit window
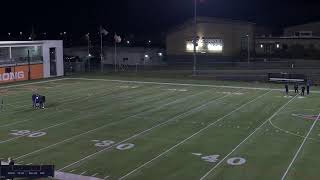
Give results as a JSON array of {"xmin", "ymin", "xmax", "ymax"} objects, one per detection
[
  {"xmin": 260, "ymin": 44, "xmax": 264, "ymax": 48},
  {"xmin": 207, "ymin": 43, "xmax": 223, "ymax": 52},
  {"xmin": 276, "ymin": 44, "xmax": 280, "ymax": 48},
  {"xmin": 186, "ymin": 43, "xmax": 194, "ymax": 51}
]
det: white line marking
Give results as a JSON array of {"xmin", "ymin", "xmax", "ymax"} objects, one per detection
[
  {"xmin": 70, "ymin": 169, "xmax": 76, "ymax": 173},
  {"xmin": 0, "ymin": 78, "xmax": 66, "ymax": 89},
  {"xmin": 104, "ymin": 175, "xmax": 110, "ymax": 179},
  {"xmin": 80, "ymin": 171, "xmax": 87, "ymax": 175},
  {"xmin": 280, "ymin": 113, "xmax": 320, "ymax": 180},
  {"xmin": 58, "ymin": 93, "xmax": 233, "ymax": 171},
  {"xmin": 16, "ymin": 89, "xmax": 213, "ymax": 160},
  {"xmin": 2, "ymin": 84, "xmax": 168, "ymax": 144},
  {"xmin": 26, "ymin": 163, "xmax": 32, "ymax": 165},
  {"xmin": 92, "ymin": 173, "xmax": 99, "ymax": 177},
  {"xmin": 67, "ymin": 77, "xmax": 320, "ymax": 93},
  {"xmin": 199, "ymin": 94, "xmax": 299, "ymax": 180},
  {"xmin": 119, "ymin": 91, "xmax": 272, "ymax": 179}
]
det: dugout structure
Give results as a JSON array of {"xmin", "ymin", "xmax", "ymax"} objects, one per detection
[{"xmin": 0, "ymin": 41, "xmax": 64, "ymax": 84}]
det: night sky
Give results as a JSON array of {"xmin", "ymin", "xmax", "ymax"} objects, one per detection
[{"xmin": 0, "ymin": 0, "xmax": 319, "ymax": 41}]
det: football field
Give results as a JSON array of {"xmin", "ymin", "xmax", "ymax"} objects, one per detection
[{"xmin": 1, "ymin": 76, "xmax": 320, "ymax": 180}]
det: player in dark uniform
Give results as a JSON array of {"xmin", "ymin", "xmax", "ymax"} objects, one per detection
[
  {"xmin": 307, "ymin": 82, "xmax": 310, "ymax": 95},
  {"xmin": 301, "ymin": 86, "xmax": 305, "ymax": 96},
  {"xmin": 285, "ymin": 84, "xmax": 289, "ymax": 95},
  {"xmin": 32, "ymin": 93, "xmax": 36, "ymax": 108},
  {"xmin": 294, "ymin": 83, "xmax": 299, "ymax": 93},
  {"xmin": 40, "ymin": 95, "xmax": 46, "ymax": 109}
]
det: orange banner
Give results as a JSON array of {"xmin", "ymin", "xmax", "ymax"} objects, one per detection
[{"xmin": 0, "ymin": 64, "xmax": 43, "ymax": 84}]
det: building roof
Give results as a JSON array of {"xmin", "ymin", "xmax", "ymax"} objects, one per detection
[
  {"xmin": 285, "ymin": 21, "xmax": 320, "ymax": 29},
  {"xmin": 0, "ymin": 40, "xmax": 62, "ymax": 47},
  {"xmin": 167, "ymin": 16, "xmax": 255, "ymax": 35}
]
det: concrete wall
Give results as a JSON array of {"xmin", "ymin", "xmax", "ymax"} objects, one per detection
[
  {"xmin": 166, "ymin": 18, "xmax": 255, "ymax": 57},
  {"xmin": 42, "ymin": 40, "xmax": 64, "ymax": 78}
]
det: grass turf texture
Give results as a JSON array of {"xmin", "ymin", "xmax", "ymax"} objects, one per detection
[{"xmin": 0, "ymin": 75, "xmax": 319, "ymax": 180}]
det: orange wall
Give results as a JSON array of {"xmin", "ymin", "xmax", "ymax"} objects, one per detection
[{"xmin": 0, "ymin": 64, "xmax": 43, "ymax": 84}]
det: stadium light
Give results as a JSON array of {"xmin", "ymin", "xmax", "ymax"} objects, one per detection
[{"xmin": 158, "ymin": 52, "xmax": 163, "ymax": 56}]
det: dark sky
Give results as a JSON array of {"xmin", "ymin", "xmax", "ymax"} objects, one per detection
[{"xmin": 1, "ymin": 0, "xmax": 319, "ymax": 40}]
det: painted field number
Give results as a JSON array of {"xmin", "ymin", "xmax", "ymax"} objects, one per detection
[
  {"xmin": 10, "ymin": 130, "xmax": 47, "ymax": 138},
  {"xmin": 92, "ymin": 140, "xmax": 135, "ymax": 151},
  {"xmin": 193, "ymin": 153, "xmax": 246, "ymax": 166}
]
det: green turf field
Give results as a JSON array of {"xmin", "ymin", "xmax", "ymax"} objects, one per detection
[{"xmin": 0, "ymin": 76, "xmax": 319, "ymax": 180}]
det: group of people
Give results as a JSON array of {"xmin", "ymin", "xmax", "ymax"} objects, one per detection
[
  {"xmin": 32, "ymin": 93, "xmax": 46, "ymax": 109},
  {"xmin": 285, "ymin": 82, "xmax": 310, "ymax": 96}
]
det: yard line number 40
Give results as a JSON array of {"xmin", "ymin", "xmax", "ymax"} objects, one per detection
[{"xmin": 194, "ymin": 153, "xmax": 246, "ymax": 166}]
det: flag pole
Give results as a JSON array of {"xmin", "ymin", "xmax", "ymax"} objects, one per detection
[
  {"xmin": 193, "ymin": 0, "xmax": 197, "ymax": 76},
  {"xmin": 114, "ymin": 33, "xmax": 117, "ymax": 72},
  {"xmin": 100, "ymin": 26, "xmax": 104, "ymax": 73}
]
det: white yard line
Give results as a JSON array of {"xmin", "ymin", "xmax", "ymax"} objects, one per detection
[
  {"xmin": 66, "ymin": 77, "xmax": 320, "ymax": 93},
  {"xmin": 58, "ymin": 93, "xmax": 234, "ymax": 171},
  {"xmin": 1, "ymin": 84, "xmax": 169, "ymax": 143},
  {"xmin": 92, "ymin": 173, "xmax": 99, "ymax": 177},
  {"xmin": 15, "ymin": 88, "xmax": 213, "ymax": 160},
  {"xmin": 280, "ymin": 113, "xmax": 320, "ymax": 180},
  {"xmin": 0, "ymin": 78, "xmax": 66, "ymax": 89},
  {"xmin": 199, "ymin": 94, "xmax": 299, "ymax": 180},
  {"xmin": 119, "ymin": 90, "xmax": 272, "ymax": 180}
]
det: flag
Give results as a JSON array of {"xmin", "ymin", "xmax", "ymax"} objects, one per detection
[
  {"xmin": 100, "ymin": 27, "xmax": 109, "ymax": 36},
  {"xmin": 114, "ymin": 34, "xmax": 122, "ymax": 43}
]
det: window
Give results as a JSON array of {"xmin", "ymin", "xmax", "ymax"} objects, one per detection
[
  {"xmin": 11, "ymin": 46, "xmax": 43, "ymax": 63},
  {"xmin": 5, "ymin": 67, "xmax": 11, "ymax": 73},
  {"xmin": 186, "ymin": 38, "xmax": 223, "ymax": 53}
]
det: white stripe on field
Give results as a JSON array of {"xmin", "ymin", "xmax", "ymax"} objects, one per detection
[
  {"xmin": 199, "ymin": 94, "xmax": 299, "ymax": 180},
  {"xmin": 0, "ymin": 78, "xmax": 65, "ymax": 89},
  {"xmin": 66, "ymin": 77, "xmax": 320, "ymax": 93},
  {"xmin": 280, "ymin": 113, "xmax": 320, "ymax": 180},
  {"xmin": 119, "ymin": 90, "xmax": 272, "ymax": 179},
  {"xmin": 58, "ymin": 92, "xmax": 234, "ymax": 171},
  {"xmin": 15, "ymin": 88, "xmax": 213, "ymax": 160}
]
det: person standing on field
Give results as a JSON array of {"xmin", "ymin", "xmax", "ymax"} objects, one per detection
[
  {"xmin": 294, "ymin": 83, "xmax": 299, "ymax": 93},
  {"xmin": 307, "ymin": 82, "xmax": 310, "ymax": 95}
]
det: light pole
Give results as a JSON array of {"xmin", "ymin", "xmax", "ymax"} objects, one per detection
[{"xmin": 193, "ymin": 0, "xmax": 197, "ymax": 76}]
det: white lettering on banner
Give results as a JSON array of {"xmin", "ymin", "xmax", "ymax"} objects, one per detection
[{"xmin": 0, "ymin": 71, "xmax": 25, "ymax": 82}]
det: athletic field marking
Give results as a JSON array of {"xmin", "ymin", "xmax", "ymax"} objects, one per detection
[
  {"xmin": 1, "ymin": 83, "xmax": 169, "ymax": 138},
  {"xmin": 15, "ymin": 88, "xmax": 214, "ymax": 160},
  {"xmin": 0, "ymin": 78, "xmax": 66, "ymax": 90},
  {"xmin": 280, "ymin": 113, "xmax": 320, "ymax": 180},
  {"xmin": 104, "ymin": 175, "xmax": 110, "ymax": 179},
  {"xmin": 58, "ymin": 92, "xmax": 233, "ymax": 171},
  {"xmin": 92, "ymin": 173, "xmax": 99, "ymax": 177},
  {"xmin": 80, "ymin": 171, "xmax": 87, "ymax": 175},
  {"xmin": 268, "ymin": 117, "xmax": 320, "ymax": 143},
  {"xmin": 199, "ymin": 94, "xmax": 299, "ymax": 180},
  {"xmin": 70, "ymin": 169, "xmax": 76, "ymax": 173},
  {"xmin": 67, "ymin": 77, "xmax": 320, "ymax": 93},
  {"xmin": 119, "ymin": 91, "xmax": 271, "ymax": 179}
]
